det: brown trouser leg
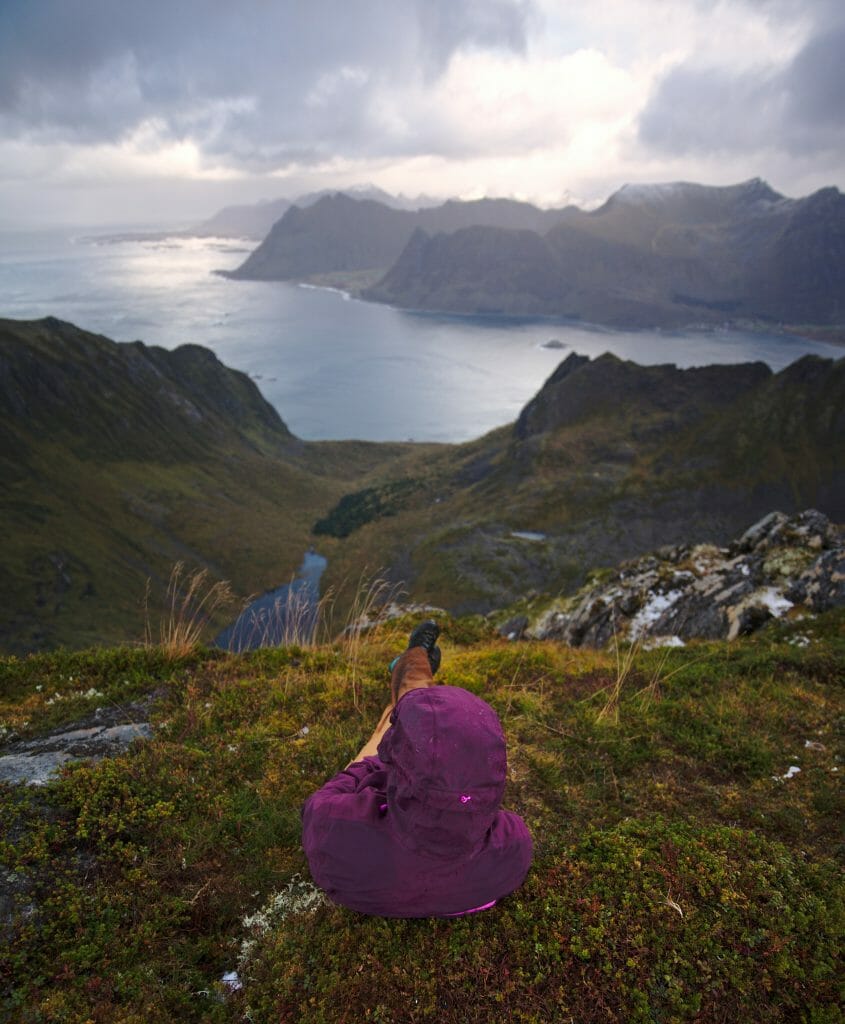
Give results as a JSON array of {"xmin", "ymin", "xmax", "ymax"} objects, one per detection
[{"xmin": 391, "ymin": 646, "xmax": 434, "ymax": 703}]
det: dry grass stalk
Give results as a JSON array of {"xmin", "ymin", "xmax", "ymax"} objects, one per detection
[
  {"xmin": 503, "ymin": 644, "xmax": 532, "ymax": 716},
  {"xmin": 633, "ymin": 645, "xmax": 673, "ymax": 708},
  {"xmin": 335, "ymin": 570, "xmax": 406, "ymax": 712},
  {"xmin": 633, "ymin": 649, "xmax": 704, "ymax": 707},
  {"xmin": 235, "ymin": 580, "xmax": 336, "ymax": 652},
  {"xmin": 596, "ymin": 618, "xmax": 641, "ymax": 725},
  {"xmin": 147, "ymin": 562, "xmax": 235, "ymax": 658}
]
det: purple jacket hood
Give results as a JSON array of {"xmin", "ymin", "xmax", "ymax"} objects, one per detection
[{"xmin": 376, "ymin": 686, "xmax": 507, "ymax": 858}]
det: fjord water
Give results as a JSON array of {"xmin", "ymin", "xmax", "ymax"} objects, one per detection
[{"xmin": 1, "ymin": 227, "xmax": 841, "ymax": 443}]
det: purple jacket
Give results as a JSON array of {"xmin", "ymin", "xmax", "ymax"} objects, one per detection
[{"xmin": 301, "ymin": 686, "xmax": 532, "ymax": 918}]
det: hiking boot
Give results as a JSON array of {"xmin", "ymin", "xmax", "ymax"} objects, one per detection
[
  {"xmin": 407, "ymin": 619, "xmax": 441, "ymax": 675},
  {"xmin": 388, "ymin": 619, "xmax": 442, "ymax": 703}
]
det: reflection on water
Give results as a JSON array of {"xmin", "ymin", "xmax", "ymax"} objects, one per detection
[
  {"xmin": 216, "ymin": 550, "xmax": 327, "ymax": 653},
  {"xmin": 0, "ymin": 227, "xmax": 841, "ymax": 443}
]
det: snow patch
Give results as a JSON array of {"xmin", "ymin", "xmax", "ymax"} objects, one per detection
[
  {"xmin": 629, "ymin": 589, "xmax": 684, "ymax": 639},
  {"xmin": 772, "ymin": 765, "xmax": 801, "ymax": 781},
  {"xmin": 643, "ymin": 635, "xmax": 686, "ymax": 649},
  {"xmin": 614, "ymin": 181, "xmax": 688, "ymax": 204},
  {"xmin": 757, "ymin": 587, "xmax": 793, "ymax": 617}
]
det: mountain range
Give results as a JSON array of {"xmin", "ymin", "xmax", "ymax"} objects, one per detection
[
  {"xmin": 190, "ymin": 184, "xmax": 442, "ymax": 239},
  {"xmin": 223, "ymin": 192, "xmax": 567, "ymax": 286},
  {"xmin": 366, "ymin": 179, "xmax": 845, "ymax": 328},
  {"xmin": 222, "ymin": 178, "xmax": 844, "ymax": 331},
  {"xmin": 2, "ymin": 316, "xmax": 842, "ymax": 654}
]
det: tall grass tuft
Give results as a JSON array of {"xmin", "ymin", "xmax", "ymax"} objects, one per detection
[
  {"xmin": 233, "ymin": 579, "xmax": 336, "ymax": 652},
  {"xmin": 335, "ymin": 571, "xmax": 406, "ymax": 711},
  {"xmin": 145, "ymin": 562, "xmax": 236, "ymax": 658},
  {"xmin": 596, "ymin": 620, "xmax": 641, "ymax": 725}
]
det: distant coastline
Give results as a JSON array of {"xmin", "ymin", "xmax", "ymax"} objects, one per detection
[{"xmin": 75, "ymin": 231, "xmax": 845, "ymax": 349}]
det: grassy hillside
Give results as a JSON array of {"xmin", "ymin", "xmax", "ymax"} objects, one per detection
[
  {"xmin": 316, "ymin": 352, "xmax": 845, "ymax": 615},
  {"xmin": 1, "ymin": 610, "xmax": 842, "ymax": 1022},
  {"xmin": 3, "ymin": 318, "xmax": 843, "ymax": 655},
  {"xmin": 0, "ymin": 317, "xmax": 433, "ymax": 653}
]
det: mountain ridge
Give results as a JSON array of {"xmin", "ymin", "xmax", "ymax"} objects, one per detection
[
  {"xmin": 224, "ymin": 192, "xmax": 570, "ymax": 282},
  {"xmin": 316, "ymin": 348, "xmax": 845, "ymax": 617},
  {"xmin": 2, "ymin": 316, "xmax": 843, "ymax": 654},
  {"xmin": 0, "ymin": 317, "xmax": 430, "ymax": 653},
  {"xmin": 365, "ymin": 180, "xmax": 845, "ymax": 328}
]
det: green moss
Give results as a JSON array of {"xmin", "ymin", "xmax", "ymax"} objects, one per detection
[
  {"xmin": 240, "ymin": 820, "xmax": 841, "ymax": 1024},
  {"xmin": 0, "ymin": 613, "xmax": 843, "ymax": 1022}
]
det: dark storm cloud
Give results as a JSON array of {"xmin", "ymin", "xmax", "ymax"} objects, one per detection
[
  {"xmin": 783, "ymin": 23, "xmax": 845, "ymax": 135},
  {"xmin": 638, "ymin": 0, "xmax": 845, "ymax": 160},
  {"xmin": 0, "ymin": 0, "xmax": 532, "ymax": 165}
]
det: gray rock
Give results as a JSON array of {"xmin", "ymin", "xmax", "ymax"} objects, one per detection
[
  {"xmin": 499, "ymin": 615, "xmax": 529, "ymax": 641},
  {"xmin": 0, "ymin": 722, "xmax": 152, "ymax": 786},
  {"xmin": 0, "ymin": 692, "xmax": 161, "ymax": 787},
  {"xmin": 0, "ymin": 750, "xmax": 76, "ymax": 787},
  {"xmin": 786, "ymin": 549, "xmax": 845, "ymax": 611},
  {"xmin": 733, "ymin": 511, "xmax": 789, "ymax": 553},
  {"xmin": 529, "ymin": 509, "xmax": 844, "ymax": 648}
]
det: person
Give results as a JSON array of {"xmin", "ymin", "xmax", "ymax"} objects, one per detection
[{"xmin": 301, "ymin": 621, "xmax": 533, "ymax": 917}]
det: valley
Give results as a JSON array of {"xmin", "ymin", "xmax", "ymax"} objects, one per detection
[{"xmin": 2, "ymin": 316, "xmax": 842, "ymax": 655}]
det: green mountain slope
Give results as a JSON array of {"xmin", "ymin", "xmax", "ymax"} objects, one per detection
[
  {"xmin": 0, "ymin": 317, "xmax": 429, "ymax": 653},
  {"xmin": 317, "ymin": 352, "xmax": 845, "ymax": 614},
  {"xmin": 3, "ymin": 318, "xmax": 843, "ymax": 654}
]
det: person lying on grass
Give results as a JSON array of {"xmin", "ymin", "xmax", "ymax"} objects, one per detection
[{"xmin": 301, "ymin": 621, "xmax": 533, "ymax": 918}]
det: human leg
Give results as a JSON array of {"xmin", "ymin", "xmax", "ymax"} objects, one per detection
[{"xmin": 390, "ymin": 619, "xmax": 441, "ymax": 703}]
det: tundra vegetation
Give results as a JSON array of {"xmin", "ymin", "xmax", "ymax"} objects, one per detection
[{"xmin": 1, "ymin": 608, "xmax": 842, "ymax": 1023}]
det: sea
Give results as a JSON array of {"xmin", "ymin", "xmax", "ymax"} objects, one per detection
[{"xmin": 0, "ymin": 226, "xmax": 841, "ymax": 443}]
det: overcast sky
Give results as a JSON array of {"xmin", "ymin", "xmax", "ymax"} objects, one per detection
[{"xmin": 0, "ymin": 0, "xmax": 842, "ymax": 226}]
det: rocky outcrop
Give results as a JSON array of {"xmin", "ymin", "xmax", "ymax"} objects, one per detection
[
  {"xmin": 525, "ymin": 510, "xmax": 843, "ymax": 648},
  {"xmin": 0, "ymin": 692, "xmax": 160, "ymax": 786}
]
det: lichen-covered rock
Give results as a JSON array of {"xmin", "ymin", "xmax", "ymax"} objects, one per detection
[
  {"xmin": 786, "ymin": 548, "xmax": 845, "ymax": 611},
  {"xmin": 0, "ymin": 693, "xmax": 158, "ymax": 786},
  {"xmin": 529, "ymin": 509, "xmax": 843, "ymax": 647},
  {"xmin": 497, "ymin": 615, "xmax": 529, "ymax": 640}
]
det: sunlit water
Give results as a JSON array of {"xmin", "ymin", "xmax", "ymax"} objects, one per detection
[{"xmin": 1, "ymin": 227, "xmax": 841, "ymax": 442}]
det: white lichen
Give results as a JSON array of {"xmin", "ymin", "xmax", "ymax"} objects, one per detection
[
  {"xmin": 237, "ymin": 874, "xmax": 326, "ymax": 970},
  {"xmin": 757, "ymin": 587, "xmax": 793, "ymax": 617},
  {"xmin": 772, "ymin": 765, "xmax": 801, "ymax": 781},
  {"xmin": 629, "ymin": 590, "xmax": 683, "ymax": 639},
  {"xmin": 642, "ymin": 635, "xmax": 685, "ymax": 650}
]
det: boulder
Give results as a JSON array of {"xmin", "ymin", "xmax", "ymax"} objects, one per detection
[{"xmin": 530, "ymin": 510, "xmax": 843, "ymax": 647}]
